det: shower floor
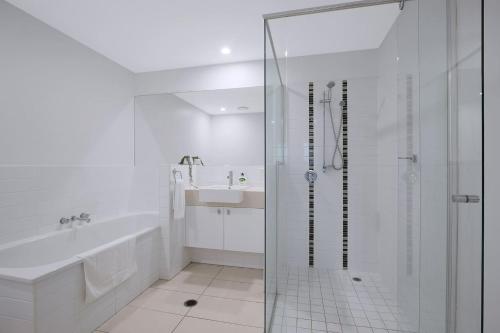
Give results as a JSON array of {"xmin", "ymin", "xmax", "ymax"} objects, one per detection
[{"xmin": 269, "ymin": 268, "xmax": 416, "ymax": 333}]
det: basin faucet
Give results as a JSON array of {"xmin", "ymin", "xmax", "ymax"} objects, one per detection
[{"xmin": 227, "ymin": 170, "xmax": 234, "ymax": 188}]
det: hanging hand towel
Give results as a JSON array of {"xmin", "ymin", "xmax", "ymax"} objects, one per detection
[{"xmin": 173, "ymin": 175, "xmax": 186, "ymax": 219}]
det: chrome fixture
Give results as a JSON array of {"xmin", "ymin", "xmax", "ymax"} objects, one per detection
[
  {"xmin": 192, "ymin": 156, "xmax": 204, "ymax": 166},
  {"xmin": 398, "ymin": 154, "xmax": 417, "ymax": 163},
  {"xmin": 179, "ymin": 155, "xmax": 194, "ymax": 186},
  {"xmin": 179, "ymin": 155, "xmax": 192, "ymax": 166},
  {"xmin": 179, "ymin": 155, "xmax": 205, "ymax": 187},
  {"xmin": 60, "ymin": 217, "xmax": 71, "ymax": 225},
  {"xmin": 304, "ymin": 170, "xmax": 318, "ymax": 184},
  {"xmin": 320, "ymin": 81, "xmax": 344, "ymax": 171},
  {"xmin": 59, "ymin": 213, "xmax": 91, "ymax": 225},
  {"xmin": 227, "ymin": 170, "xmax": 234, "ymax": 188},
  {"xmin": 263, "ymin": 0, "xmax": 404, "ymax": 20},
  {"xmin": 452, "ymin": 194, "xmax": 480, "ymax": 204},
  {"xmin": 74, "ymin": 212, "xmax": 91, "ymax": 223}
]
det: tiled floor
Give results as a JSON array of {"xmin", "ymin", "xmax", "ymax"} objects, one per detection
[
  {"xmin": 95, "ymin": 264, "xmax": 264, "ymax": 333},
  {"xmin": 270, "ymin": 268, "xmax": 417, "ymax": 333}
]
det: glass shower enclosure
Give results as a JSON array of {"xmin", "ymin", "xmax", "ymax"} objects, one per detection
[{"xmin": 264, "ymin": 0, "xmax": 483, "ymax": 332}]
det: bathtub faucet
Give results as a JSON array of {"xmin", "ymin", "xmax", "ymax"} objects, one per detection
[
  {"xmin": 59, "ymin": 213, "xmax": 91, "ymax": 225},
  {"xmin": 59, "ymin": 217, "xmax": 71, "ymax": 225},
  {"xmin": 73, "ymin": 212, "xmax": 91, "ymax": 223}
]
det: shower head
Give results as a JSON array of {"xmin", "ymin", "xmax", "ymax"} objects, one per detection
[{"xmin": 326, "ymin": 81, "xmax": 335, "ymax": 89}]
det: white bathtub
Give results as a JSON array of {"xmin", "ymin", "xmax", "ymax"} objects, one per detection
[{"xmin": 0, "ymin": 212, "xmax": 161, "ymax": 333}]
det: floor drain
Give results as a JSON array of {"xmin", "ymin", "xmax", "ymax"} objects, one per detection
[
  {"xmin": 352, "ymin": 277, "xmax": 362, "ymax": 282},
  {"xmin": 184, "ymin": 299, "xmax": 198, "ymax": 307}
]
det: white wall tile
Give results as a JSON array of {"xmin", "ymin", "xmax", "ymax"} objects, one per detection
[{"xmin": 280, "ymin": 71, "xmax": 379, "ymax": 272}]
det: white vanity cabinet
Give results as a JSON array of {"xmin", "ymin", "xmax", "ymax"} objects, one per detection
[
  {"xmin": 223, "ymin": 208, "xmax": 264, "ymax": 253},
  {"xmin": 185, "ymin": 206, "xmax": 264, "ymax": 253},
  {"xmin": 185, "ymin": 206, "xmax": 224, "ymax": 250}
]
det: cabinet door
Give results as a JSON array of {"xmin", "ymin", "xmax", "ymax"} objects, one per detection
[
  {"xmin": 223, "ymin": 208, "xmax": 264, "ymax": 253},
  {"xmin": 185, "ymin": 206, "xmax": 223, "ymax": 250}
]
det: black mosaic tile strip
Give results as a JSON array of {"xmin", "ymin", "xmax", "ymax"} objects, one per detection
[
  {"xmin": 342, "ymin": 80, "xmax": 349, "ymax": 270},
  {"xmin": 308, "ymin": 82, "xmax": 315, "ymax": 267}
]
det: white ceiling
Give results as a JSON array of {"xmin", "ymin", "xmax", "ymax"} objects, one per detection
[
  {"xmin": 174, "ymin": 86, "xmax": 263, "ymax": 116},
  {"xmin": 268, "ymin": 3, "xmax": 400, "ymax": 59},
  {"xmin": 6, "ymin": 0, "xmax": 400, "ymax": 73}
]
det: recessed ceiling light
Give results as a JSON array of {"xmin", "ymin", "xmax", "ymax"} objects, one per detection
[
  {"xmin": 220, "ymin": 47, "xmax": 231, "ymax": 55},
  {"xmin": 220, "ymin": 107, "xmax": 226, "ymax": 112}
]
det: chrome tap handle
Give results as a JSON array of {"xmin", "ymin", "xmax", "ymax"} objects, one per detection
[{"xmin": 79, "ymin": 212, "xmax": 91, "ymax": 223}]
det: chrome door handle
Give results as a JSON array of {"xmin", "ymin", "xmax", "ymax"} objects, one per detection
[
  {"xmin": 452, "ymin": 195, "xmax": 480, "ymax": 203},
  {"xmin": 398, "ymin": 154, "xmax": 417, "ymax": 163}
]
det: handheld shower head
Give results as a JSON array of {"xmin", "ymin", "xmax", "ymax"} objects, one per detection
[{"xmin": 326, "ymin": 81, "xmax": 335, "ymax": 89}]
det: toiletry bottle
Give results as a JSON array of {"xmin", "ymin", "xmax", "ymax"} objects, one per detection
[{"xmin": 238, "ymin": 172, "xmax": 247, "ymax": 185}]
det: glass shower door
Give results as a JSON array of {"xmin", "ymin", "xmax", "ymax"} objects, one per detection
[
  {"xmin": 447, "ymin": 0, "xmax": 483, "ymax": 332},
  {"xmin": 417, "ymin": 0, "xmax": 483, "ymax": 331},
  {"xmin": 264, "ymin": 21, "xmax": 284, "ymax": 331}
]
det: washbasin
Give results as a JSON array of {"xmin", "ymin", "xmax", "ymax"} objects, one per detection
[{"xmin": 198, "ymin": 185, "xmax": 247, "ymax": 203}]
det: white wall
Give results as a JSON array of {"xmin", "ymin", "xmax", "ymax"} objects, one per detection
[
  {"xmin": 278, "ymin": 50, "xmax": 380, "ymax": 272},
  {"xmin": 0, "ymin": 1, "xmax": 134, "ymax": 166},
  {"xmin": 134, "ymin": 94, "xmax": 212, "ymax": 277},
  {"xmin": 210, "ymin": 113, "xmax": 264, "ymax": 166},
  {"xmin": 134, "ymin": 94, "xmax": 212, "ymax": 166},
  {"xmin": 0, "ymin": 0, "xmax": 141, "ymax": 245},
  {"xmin": 135, "ymin": 61, "xmax": 263, "ymax": 96},
  {"xmin": 484, "ymin": 0, "xmax": 500, "ymax": 331}
]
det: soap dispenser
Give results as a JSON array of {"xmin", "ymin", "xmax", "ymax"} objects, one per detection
[{"xmin": 238, "ymin": 172, "xmax": 247, "ymax": 185}]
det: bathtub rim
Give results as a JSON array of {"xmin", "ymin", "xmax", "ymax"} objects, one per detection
[{"xmin": 0, "ymin": 211, "xmax": 160, "ymax": 284}]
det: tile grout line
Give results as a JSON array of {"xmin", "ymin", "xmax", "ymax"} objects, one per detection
[
  {"xmin": 98, "ymin": 264, "xmax": 266, "ymax": 333},
  {"xmin": 183, "ymin": 314, "xmax": 264, "ymax": 329},
  {"xmin": 175, "ymin": 265, "xmax": 265, "ymax": 332},
  {"xmin": 171, "ymin": 264, "xmax": 226, "ymax": 333}
]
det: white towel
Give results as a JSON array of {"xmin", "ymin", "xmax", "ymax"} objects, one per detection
[
  {"xmin": 173, "ymin": 176, "xmax": 185, "ymax": 219},
  {"xmin": 77, "ymin": 236, "xmax": 137, "ymax": 304}
]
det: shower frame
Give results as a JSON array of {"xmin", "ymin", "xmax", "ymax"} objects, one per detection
[
  {"xmin": 263, "ymin": 0, "xmax": 484, "ymax": 332},
  {"xmin": 263, "ymin": 1, "xmax": 406, "ymax": 332}
]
